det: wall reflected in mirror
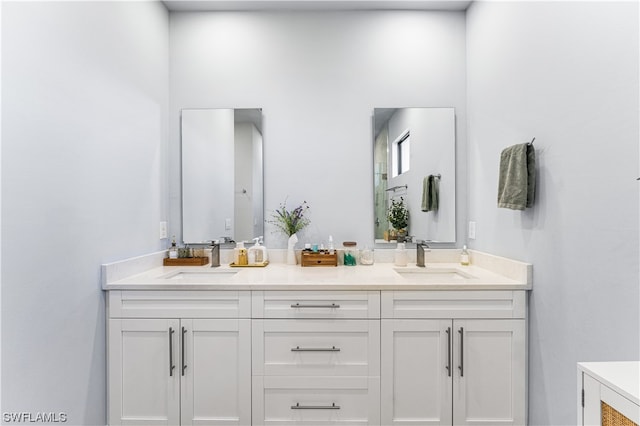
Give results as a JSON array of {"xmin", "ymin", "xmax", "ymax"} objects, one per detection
[
  {"xmin": 181, "ymin": 108, "xmax": 263, "ymax": 244},
  {"xmin": 373, "ymin": 108, "xmax": 456, "ymax": 244}
]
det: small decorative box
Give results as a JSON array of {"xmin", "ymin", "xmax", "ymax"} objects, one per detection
[
  {"xmin": 163, "ymin": 257, "xmax": 209, "ymax": 266},
  {"xmin": 301, "ymin": 250, "xmax": 338, "ymax": 267}
]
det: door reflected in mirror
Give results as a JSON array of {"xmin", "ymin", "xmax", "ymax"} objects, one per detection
[
  {"xmin": 373, "ymin": 108, "xmax": 456, "ymax": 245},
  {"xmin": 181, "ymin": 108, "xmax": 263, "ymax": 244}
]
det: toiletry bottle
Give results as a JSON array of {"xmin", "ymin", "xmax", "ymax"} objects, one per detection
[
  {"xmin": 257, "ymin": 237, "xmax": 268, "ymax": 263},
  {"xmin": 328, "ymin": 235, "xmax": 335, "ymax": 255},
  {"xmin": 234, "ymin": 241, "xmax": 246, "ymax": 265},
  {"xmin": 239, "ymin": 241, "xmax": 248, "ymax": 265},
  {"xmin": 460, "ymin": 245, "xmax": 470, "ymax": 266},
  {"xmin": 248, "ymin": 237, "xmax": 267, "ymax": 265},
  {"xmin": 169, "ymin": 236, "xmax": 178, "ymax": 259},
  {"xmin": 394, "ymin": 243, "xmax": 408, "ymax": 267},
  {"xmin": 237, "ymin": 241, "xmax": 248, "ymax": 266},
  {"xmin": 248, "ymin": 243, "xmax": 256, "ymax": 265}
]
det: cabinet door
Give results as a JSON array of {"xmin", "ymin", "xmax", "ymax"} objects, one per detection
[
  {"xmin": 108, "ymin": 319, "xmax": 180, "ymax": 426},
  {"xmin": 581, "ymin": 373, "xmax": 601, "ymax": 426},
  {"xmin": 453, "ymin": 319, "xmax": 526, "ymax": 426},
  {"xmin": 180, "ymin": 319, "xmax": 251, "ymax": 426},
  {"xmin": 381, "ymin": 319, "xmax": 453, "ymax": 425}
]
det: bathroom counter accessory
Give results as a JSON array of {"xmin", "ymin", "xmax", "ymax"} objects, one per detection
[
  {"xmin": 301, "ymin": 250, "xmax": 338, "ymax": 267},
  {"xmin": 163, "ymin": 257, "xmax": 209, "ymax": 266},
  {"xmin": 230, "ymin": 261, "xmax": 270, "ymax": 268}
]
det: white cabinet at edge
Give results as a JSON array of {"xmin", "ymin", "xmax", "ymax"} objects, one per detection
[
  {"xmin": 106, "ymin": 289, "xmax": 528, "ymax": 426},
  {"xmin": 380, "ymin": 290, "xmax": 527, "ymax": 425},
  {"xmin": 107, "ymin": 291, "xmax": 252, "ymax": 425}
]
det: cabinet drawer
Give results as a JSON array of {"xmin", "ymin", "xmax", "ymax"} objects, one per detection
[
  {"xmin": 381, "ymin": 291, "xmax": 526, "ymax": 319},
  {"xmin": 252, "ymin": 376, "xmax": 380, "ymax": 425},
  {"xmin": 252, "ymin": 320, "xmax": 380, "ymax": 376},
  {"xmin": 108, "ymin": 290, "xmax": 251, "ymax": 318},
  {"xmin": 252, "ymin": 291, "xmax": 380, "ymax": 319}
]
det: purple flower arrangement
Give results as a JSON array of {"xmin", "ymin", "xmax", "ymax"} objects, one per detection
[{"xmin": 269, "ymin": 199, "xmax": 311, "ymax": 237}]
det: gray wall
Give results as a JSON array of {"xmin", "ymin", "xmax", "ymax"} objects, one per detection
[
  {"xmin": 1, "ymin": 2, "xmax": 169, "ymax": 423},
  {"xmin": 169, "ymin": 10, "xmax": 468, "ymax": 248},
  {"xmin": 466, "ymin": 2, "xmax": 639, "ymax": 425}
]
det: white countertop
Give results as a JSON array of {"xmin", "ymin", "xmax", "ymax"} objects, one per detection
[
  {"xmin": 102, "ymin": 250, "xmax": 532, "ymax": 291},
  {"xmin": 578, "ymin": 361, "xmax": 640, "ymax": 406}
]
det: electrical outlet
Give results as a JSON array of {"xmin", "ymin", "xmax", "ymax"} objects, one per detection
[
  {"xmin": 159, "ymin": 221, "xmax": 168, "ymax": 239},
  {"xmin": 468, "ymin": 221, "xmax": 476, "ymax": 240},
  {"xmin": 225, "ymin": 218, "xmax": 232, "ymax": 230}
]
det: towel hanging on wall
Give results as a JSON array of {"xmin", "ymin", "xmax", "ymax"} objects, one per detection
[
  {"xmin": 422, "ymin": 174, "xmax": 439, "ymax": 212},
  {"xmin": 497, "ymin": 142, "xmax": 536, "ymax": 210}
]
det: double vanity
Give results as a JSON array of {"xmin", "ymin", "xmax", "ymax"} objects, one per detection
[{"xmin": 103, "ymin": 249, "xmax": 531, "ymax": 425}]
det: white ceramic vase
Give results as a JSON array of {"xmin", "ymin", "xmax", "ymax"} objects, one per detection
[{"xmin": 287, "ymin": 233, "xmax": 298, "ymax": 265}]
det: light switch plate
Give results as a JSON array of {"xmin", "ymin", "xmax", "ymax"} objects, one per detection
[
  {"xmin": 468, "ymin": 221, "xmax": 476, "ymax": 239},
  {"xmin": 225, "ymin": 218, "xmax": 232, "ymax": 230},
  {"xmin": 159, "ymin": 221, "xmax": 168, "ymax": 239}
]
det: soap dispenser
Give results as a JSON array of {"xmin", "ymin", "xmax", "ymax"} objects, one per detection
[
  {"xmin": 234, "ymin": 241, "xmax": 248, "ymax": 266},
  {"xmin": 248, "ymin": 236, "xmax": 268, "ymax": 265},
  {"xmin": 394, "ymin": 243, "xmax": 408, "ymax": 267},
  {"xmin": 169, "ymin": 236, "xmax": 178, "ymax": 259},
  {"xmin": 460, "ymin": 245, "xmax": 470, "ymax": 266}
]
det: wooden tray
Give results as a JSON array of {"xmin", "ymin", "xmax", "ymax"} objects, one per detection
[
  {"xmin": 163, "ymin": 257, "xmax": 209, "ymax": 266},
  {"xmin": 229, "ymin": 261, "xmax": 269, "ymax": 268},
  {"xmin": 301, "ymin": 251, "xmax": 338, "ymax": 267}
]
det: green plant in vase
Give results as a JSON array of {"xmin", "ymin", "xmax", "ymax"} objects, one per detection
[{"xmin": 387, "ymin": 197, "xmax": 409, "ymax": 242}]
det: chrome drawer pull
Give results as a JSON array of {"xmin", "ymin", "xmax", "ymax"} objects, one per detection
[
  {"xmin": 290, "ymin": 303, "xmax": 340, "ymax": 309},
  {"xmin": 291, "ymin": 346, "xmax": 341, "ymax": 352},
  {"xmin": 291, "ymin": 402, "xmax": 340, "ymax": 410}
]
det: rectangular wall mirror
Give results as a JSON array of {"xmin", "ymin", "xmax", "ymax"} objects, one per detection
[
  {"xmin": 181, "ymin": 108, "xmax": 264, "ymax": 244},
  {"xmin": 373, "ymin": 107, "xmax": 456, "ymax": 244}
]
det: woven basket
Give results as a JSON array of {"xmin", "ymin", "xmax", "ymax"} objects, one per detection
[{"xmin": 602, "ymin": 401, "xmax": 638, "ymax": 426}]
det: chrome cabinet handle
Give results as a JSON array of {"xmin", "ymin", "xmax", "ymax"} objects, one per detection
[
  {"xmin": 169, "ymin": 327, "xmax": 175, "ymax": 377},
  {"xmin": 458, "ymin": 327, "xmax": 464, "ymax": 377},
  {"xmin": 446, "ymin": 327, "xmax": 451, "ymax": 377},
  {"xmin": 181, "ymin": 327, "xmax": 187, "ymax": 376},
  {"xmin": 291, "ymin": 346, "xmax": 340, "ymax": 352},
  {"xmin": 291, "ymin": 402, "xmax": 340, "ymax": 410},
  {"xmin": 290, "ymin": 303, "xmax": 340, "ymax": 309}
]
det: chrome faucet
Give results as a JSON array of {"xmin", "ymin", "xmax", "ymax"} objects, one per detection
[
  {"xmin": 416, "ymin": 240, "xmax": 431, "ymax": 267},
  {"xmin": 209, "ymin": 241, "xmax": 220, "ymax": 267}
]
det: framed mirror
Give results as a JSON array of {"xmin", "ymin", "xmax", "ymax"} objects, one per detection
[
  {"xmin": 181, "ymin": 108, "xmax": 263, "ymax": 244},
  {"xmin": 373, "ymin": 107, "xmax": 456, "ymax": 245}
]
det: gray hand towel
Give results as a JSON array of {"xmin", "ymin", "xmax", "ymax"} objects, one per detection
[
  {"xmin": 422, "ymin": 175, "xmax": 439, "ymax": 212},
  {"xmin": 497, "ymin": 143, "xmax": 536, "ymax": 210}
]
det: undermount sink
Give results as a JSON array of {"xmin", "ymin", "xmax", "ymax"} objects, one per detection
[
  {"xmin": 160, "ymin": 270, "xmax": 238, "ymax": 281},
  {"xmin": 394, "ymin": 267, "xmax": 476, "ymax": 281}
]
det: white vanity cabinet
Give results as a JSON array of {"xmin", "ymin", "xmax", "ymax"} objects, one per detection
[
  {"xmin": 107, "ymin": 291, "xmax": 252, "ymax": 426},
  {"xmin": 381, "ymin": 291, "xmax": 527, "ymax": 426},
  {"xmin": 251, "ymin": 291, "xmax": 381, "ymax": 425},
  {"xmin": 104, "ymin": 256, "xmax": 531, "ymax": 426}
]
